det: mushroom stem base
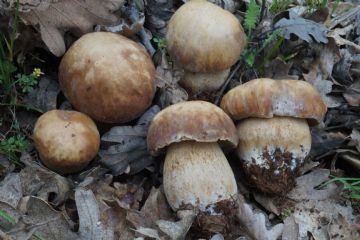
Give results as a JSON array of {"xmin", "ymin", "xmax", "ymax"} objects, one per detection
[{"xmin": 164, "ymin": 141, "xmax": 237, "ymax": 211}]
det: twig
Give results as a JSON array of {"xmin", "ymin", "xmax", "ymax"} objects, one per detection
[
  {"xmin": 0, "ymin": 103, "xmax": 43, "ymax": 113},
  {"xmin": 214, "ymin": 61, "xmax": 242, "ymax": 105},
  {"xmin": 259, "ymin": 0, "xmax": 266, "ymax": 22},
  {"xmin": 124, "ymin": 1, "xmax": 156, "ymax": 56}
]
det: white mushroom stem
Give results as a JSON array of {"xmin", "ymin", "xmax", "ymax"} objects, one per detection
[
  {"xmin": 180, "ymin": 69, "xmax": 230, "ymax": 94},
  {"xmin": 163, "ymin": 141, "xmax": 238, "ymax": 211}
]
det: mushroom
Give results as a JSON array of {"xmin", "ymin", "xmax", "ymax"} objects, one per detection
[
  {"xmin": 147, "ymin": 101, "xmax": 238, "ymax": 211},
  {"xmin": 59, "ymin": 32, "xmax": 156, "ymax": 123},
  {"xmin": 33, "ymin": 110, "xmax": 100, "ymax": 174},
  {"xmin": 166, "ymin": 0, "xmax": 246, "ymax": 96},
  {"xmin": 220, "ymin": 78, "xmax": 327, "ymax": 194}
]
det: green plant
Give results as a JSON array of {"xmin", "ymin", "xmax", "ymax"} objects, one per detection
[
  {"xmin": 153, "ymin": 37, "xmax": 167, "ymax": 54},
  {"xmin": 0, "ymin": 0, "xmax": 20, "ymax": 102},
  {"xmin": 15, "ymin": 68, "xmax": 42, "ymax": 93},
  {"xmin": 244, "ymin": 0, "xmax": 261, "ymax": 37},
  {"xmin": 322, "ymin": 177, "xmax": 360, "ymax": 205},
  {"xmin": 0, "ymin": 135, "xmax": 29, "ymax": 163},
  {"xmin": 280, "ymin": 207, "xmax": 293, "ymax": 219},
  {"xmin": 0, "ymin": 209, "xmax": 17, "ymax": 225},
  {"xmin": 270, "ymin": 0, "xmax": 292, "ymax": 14},
  {"xmin": 305, "ymin": 0, "xmax": 328, "ymax": 12}
]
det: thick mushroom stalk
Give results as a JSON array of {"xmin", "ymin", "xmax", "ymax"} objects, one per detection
[
  {"xmin": 221, "ymin": 78, "xmax": 327, "ymax": 194},
  {"xmin": 237, "ymin": 117, "xmax": 311, "ymax": 193},
  {"xmin": 164, "ymin": 141, "xmax": 237, "ymax": 210},
  {"xmin": 147, "ymin": 101, "xmax": 239, "ymax": 211},
  {"xmin": 166, "ymin": 0, "xmax": 246, "ymax": 97}
]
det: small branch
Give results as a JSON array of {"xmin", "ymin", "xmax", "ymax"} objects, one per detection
[
  {"xmin": 214, "ymin": 61, "xmax": 242, "ymax": 105},
  {"xmin": 0, "ymin": 103, "xmax": 43, "ymax": 113},
  {"xmin": 124, "ymin": 1, "xmax": 156, "ymax": 56}
]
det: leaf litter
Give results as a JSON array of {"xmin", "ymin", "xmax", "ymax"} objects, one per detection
[{"xmin": 1, "ymin": 0, "xmax": 360, "ymax": 239}]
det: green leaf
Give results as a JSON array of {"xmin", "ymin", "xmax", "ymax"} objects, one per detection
[
  {"xmin": 0, "ymin": 210, "xmax": 16, "ymax": 224},
  {"xmin": 244, "ymin": 0, "xmax": 261, "ymax": 32}
]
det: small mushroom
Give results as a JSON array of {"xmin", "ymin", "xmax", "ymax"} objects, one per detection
[
  {"xmin": 147, "ymin": 101, "xmax": 238, "ymax": 211},
  {"xmin": 59, "ymin": 32, "xmax": 156, "ymax": 123},
  {"xmin": 33, "ymin": 110, "xmax": 100, "ymax": 174},
  {"xmin": 220, "ymin": 78, "xmax": 327, "ymax": 194},
  {"xmin": 166, "ymin": 0, "xmax": 246, "ymax": 96}
]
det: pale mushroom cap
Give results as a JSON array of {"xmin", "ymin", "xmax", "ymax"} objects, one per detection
[
  {"xmin": 180, "ymin": 69, "xmax": 230, "ymax": 94},
  {"xmin": 33, "ymin": 110, "xmax": 100, "ymax": 174},
  {"xmin": 220, "ymin": 78, "xmax": 327, "ymax": 125},
  {"xmin": 237, "ymin": 117, "xmax": 311, "ymax": 193},
  {"xmin": 59, "ymin": 32, "xmax": 156, "ymax": 123},
  {"xmin": 166, "ymin": 0, "xmax": 246, "ymax": 72},
  {"xmin": 147, "ymin": 101, "xmax": 238, "ymax": 155},
  {"xmin": 164, "ymin": 141, "xmax": 238, "ymax": 210}
]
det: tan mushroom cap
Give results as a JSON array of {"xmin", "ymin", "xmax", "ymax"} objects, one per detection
[
  {"xmin": 33, "ymin": 110, "xmax": 100, "ymax": 174},
  {"xmin": 59, "ymin": 32, "xmax": 156, "ymax": 123},
  {"xmin": 220, "ymin": 78, "xmax": 327, "ymax": 125},
  {"xmin": 147, "ymin": 101, "xmax": 238, "ymax": 155},
  {"xmin": 166, "ymin": 0, "xmax": 246, "ymax": 73}
]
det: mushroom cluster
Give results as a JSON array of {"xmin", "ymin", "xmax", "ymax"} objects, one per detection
[
  {"xmin": 166, "ymin": 0, "xmax": 246, "ymax": 96},
  {"xmin": 221, "ymin": 78, "xmax": 327, "ymax": 193},
  {"xmin": 147, "ymin": 101, "xmax": 238, "ymax": 210},
  {"xmin": 33, "ymin": 32, "xmax": 157, "ymax": 174}
]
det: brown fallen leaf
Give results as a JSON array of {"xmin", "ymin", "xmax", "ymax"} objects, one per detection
[{"xmin": 19, "ymin": 0, "xmax": 125, "ymax": 56}]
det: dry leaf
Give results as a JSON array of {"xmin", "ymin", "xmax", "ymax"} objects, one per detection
[
  {"xmin": 23, "ymin": 76, "xmax": 60, "ymax": 112},
  {"xmin": 75, "ymin": 188, "xmax": 114, "ymax": 240},
  {"xmin": 99, "ymin": 106, "xmax": 159, "ymax": 176},
  {"xmin": 275, "ymin": 11, "xmax": 328, "ymax": 44},
  {"xmin": 292, "ymin": 199, "xmax": 359, "ymax": 239},
  {"xmin": 236, "ymin": 195, "xmax": 284, "ymax": 240},
  {"xmin": 350, "ymin": 129, "xmax": 360, "ymax": 152},
  {"xmin": 156, "ymin": 210, "xmax": 196, "ymax": 240},
  {"xmin": 11, "ymin": 196, "xmax": 78, "ymax": 240},
  {"xmin": 19, "ymin": 0, "xmax": 125, "ymax": 56},
  {"xmin": 286, "ymin": 169, "xmax": 341, "ymax": 201},
  {"xmin": 281, "ymin": 216, "xmax": 299, "ymax": 240},
  {"xmin": 127, "ymin": 187, "xmax": 173, "ymax": 230},
  {"xmin": 20, "ymin": 153, "xmax": 71, "ymax": 206},
  {"xmin": 0, "ymin": 173, "xmax": 22, "ymax": 209}
]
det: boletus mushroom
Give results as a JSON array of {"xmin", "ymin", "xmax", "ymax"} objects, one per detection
[
  {"xmin": 147, "ymin": 101, "xmax": 238, "ymax": 211},
  {"xmin": 166, "ymin": 0, "xmax": 246, "ymax": 96},
  {"xmin": 59, "ymin": 32, "xmax": 156, "ymax": 123},
  {"xmin": 33, "ymin": 110, "xmax": 100, "ymax": 174},
  {"xmin": 220, "ymin": 78, "xmax": 327, "ymax": 194}
]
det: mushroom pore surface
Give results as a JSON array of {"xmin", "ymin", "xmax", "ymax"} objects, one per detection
[
  {"xmin": 164, "ymin": 141, "xmax": 238, "ymax": 211},
  {"xmin": 166, "ymin": 0, "xmax": 246, "ymax": 72},
  {"xmin": 33, "ymin": 110, "xmax": 100, "ymax": 174},
  {"xmin": 237, "ymin": 117, "xmax": 311, "ymax": 193},
  {"xmin": 59, "ymin": 32, "xmax": 155, "ymax": 123}
]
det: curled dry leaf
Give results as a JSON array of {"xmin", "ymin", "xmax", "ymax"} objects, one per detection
[
  {"xmin": 99, "ymin": 105, "xmax": 160, "ymax": 176},
  {"xmin": 236, "ymin": 194, "xmax": 284, "ymax": 240},
  {"xmin": 23, "ymin": 76, "xmax": 60, "ymax": 112},
  {"xmin": 19, "ymin": 0, "xmax": 125, "ymax": 56},
  {"xmin": 264, "ymin": 58, "xmax": 299, "ymax": 80},
  {"xmin": 344, "ymin": 81, "xmax": 360, "ymax": 106},
  {"xmin": 75, "ymin": 188, "xmax": 114, "ymax": 240},
  {"xmin": 275, "ymin": 11, "xmax": 328, "ymax": 44},
  {"xmin": 20, "ymin": 153, "xmax": 71, "ymax": 206},
  {"xmin": 156, "ymin": 210, "xmax": 196, "ymax": 240},
  {"xmin": 95, "ymin": 12, "xmax": 145, "ymax": 37},
  {"xmin": 127, "ymin": 187, "xmax": 173, "ymax": 232}
]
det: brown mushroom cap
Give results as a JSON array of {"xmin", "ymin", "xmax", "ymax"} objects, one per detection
[
  {"xmin": 59, "ymin": 32, "xmax": 156, "ymax": 123},
  {"xmin": 220, "ymin": 78, "xmax": 327, "ymax": 125},
  {"xmin": 166, "ymin": 0, "xmax": 246, "ymax": 73},
  {"xmin": 33, "ymin": 110, "xmax": 100, "ymax": 174},
  {"xmin": 147, "ymin": 101, "xmax": 238, "ymax": 155}
]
